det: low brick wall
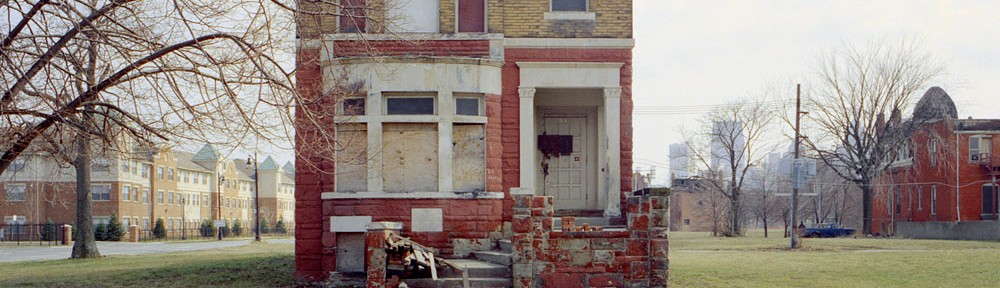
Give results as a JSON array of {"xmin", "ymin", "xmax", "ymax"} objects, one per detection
[
  {"xmin": 511, "ymin": 194, "xmax": 668, "ymax": 288},
  {"xmin": 897, "ymin": 221, "xmax": 1000, "ymax": 241}
]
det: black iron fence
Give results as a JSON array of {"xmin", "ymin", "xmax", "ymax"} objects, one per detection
[
  {"xmin": 137, "ymin": 227, "xmax": 292, "ymax": 242},
  {"xmin": 0, "ymin": 223, "xmax": 66, "ymax": 246}
]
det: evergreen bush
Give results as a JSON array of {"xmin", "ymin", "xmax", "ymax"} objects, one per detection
[
  {"xmin": 41, "ymin": 218, "xmax": 58, "ymax": 241},
  {"xmin": 232, "ymin": 219, "xmax": 243, "ymax": 236},
  {"xmin": 153, "ymin": 218, "xmax": 166, "ymax": 239},
  {"xmin": 199, "ymin": 219, "xmax": 216, "ymax": 237},
  {"xmin": 106, "ymin": 212, "xmax": 126, "ymax": 241},
  {"xmin": 275, "ymin": 219, "xmax": 287, "ymax": 234},
  {"xmin": 259, "ymin": 218, "xmax": 270, "ymax": 234},
  {"xmin": 94, "ymin": 223, "xmax": 107, "ymax": 241}
]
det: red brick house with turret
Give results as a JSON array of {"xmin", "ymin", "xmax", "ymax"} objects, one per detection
[{"xmin": 874, "ymin": 87, "xmax": 1000, "ymax": 239}]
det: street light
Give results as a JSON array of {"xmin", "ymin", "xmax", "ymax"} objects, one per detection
[
  {"xmin": 247, "ymin": 154, "xmax": 260, "ymax": 242},
  {"xmin": 217, "ymin": 175, "xmax": 225, "ymax": 241}
]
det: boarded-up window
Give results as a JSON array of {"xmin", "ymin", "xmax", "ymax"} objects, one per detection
[
  {"xmin": 453, "ymin": 124, "xmax": 485, "ymax": 192},
  {"xmin": 382, "ymin": 124, "xmax": 438, "ymax": 192},
  {"xmin": 336, "ymin": 124, "xmax": 368, "ymax": 192},
  {"xmin": 388, "ymin": 0, "xmax": 439, "ymax": 32},
  {"xmin": 552, "ymin": 0, "xmax": 587, "ymax": 11},
  {"xmin": 458, "ymin": 0, "xmax": 485, "ymax": 32},
  {"xmin": 340, "ymin": 0, "xmax": 366, "ymax": 33}
]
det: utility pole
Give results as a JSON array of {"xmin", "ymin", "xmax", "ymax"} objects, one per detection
[{"xmin": 791, "ymin": 84, "xmax": 803, "ymax": 249}]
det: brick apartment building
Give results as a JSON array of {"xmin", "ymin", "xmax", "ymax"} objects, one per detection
[
  {"xmin": 873, "ymin": 87, "xmax": 1000, "ymax": 238},
  {"xmin": 1, "ymin": 143, "xmax": 295, "ymax": 233},
  {"xmin": 669, "ymin": 177, "xmax": 722, "ymax": 233},
  {"xmin": 293, "ymin": 0, "xmax": 664, "ymax": 286}
]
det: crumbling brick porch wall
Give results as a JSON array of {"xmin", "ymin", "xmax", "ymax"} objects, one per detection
[{"xmin": 511, "ymin": 194, "xmax": 668, "ymax": 288}]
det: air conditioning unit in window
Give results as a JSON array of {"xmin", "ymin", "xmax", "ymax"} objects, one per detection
[{"xmin": 971, "ymin": 154, "xmax": 981, "ymax": 161}]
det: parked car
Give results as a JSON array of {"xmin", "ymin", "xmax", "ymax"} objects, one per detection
[{"xmin": 802, "ymin": 223, "xmax": 856, "ymax": 238}]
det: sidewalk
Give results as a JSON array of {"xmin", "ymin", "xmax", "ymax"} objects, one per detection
[{"xmin": 0, "ymin": 238, "xmax": 290, "ymax": 263}]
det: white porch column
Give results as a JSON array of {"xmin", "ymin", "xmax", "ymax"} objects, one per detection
[
  {"xmin": 604, "ymin": 87, "xmax": 622, "ymax": 217},
  {"xmin": 518, "ymin": 87, "xmax": 537, "ymax": 194}
]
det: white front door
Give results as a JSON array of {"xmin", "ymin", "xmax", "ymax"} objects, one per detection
[{"xmin": 540, "ymin": 116, "xmax": 596, "ymax": 210}]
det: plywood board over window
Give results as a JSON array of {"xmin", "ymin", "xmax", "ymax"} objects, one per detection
[
  {"xmin": 453, "ymin": 124, "xmax": 485, "ymax": 192},
  {"xmin": 336, "ymin": 124, "xmax": 368, "ymax": 192},
  {"xmin": 382, "ymin": 124, "xmax": 438, "ymax": 192}
]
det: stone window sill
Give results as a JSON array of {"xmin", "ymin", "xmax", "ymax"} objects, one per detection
[{"xmin": 544, "ymin": 11, "xmax": 596, "ymax": 21}]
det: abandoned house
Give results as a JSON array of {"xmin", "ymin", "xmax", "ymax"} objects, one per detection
[{"xmin": 294, "ymin": 0, "xmax": 666, "ymax": 287}]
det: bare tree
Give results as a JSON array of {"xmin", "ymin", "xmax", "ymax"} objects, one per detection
[
  {"xmin": 804, "ymin": 39, "xmax": 943, "ymax": 234},
  {"xmin": 1, "ymin": 0, "xmax": 403, "ymax": 257},
  {"xmin": 687, "ymin": 99, "xmax": 776, "ymax": 236}
]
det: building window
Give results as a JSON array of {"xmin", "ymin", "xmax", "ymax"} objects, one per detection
[
  {"xmin": 92, "ymin": 184, "xmax": 111, "ymax": 201},
  {"xmin": 140, "ymin": 164, "xmax": 149, "ymax": 178},
  {"xmin": 928, "ymin": 139, "xmax": 937, "ymax": 167},
  {"xmin": 552, "ymin": 0, "xmax": 587, "ymax": 12},
  {"xmin": 93, "ymin": 158, "xmax": 111, "ymax": 172},
  {"xmin": 458, "ymin": 0, "xmax": 486, "ymax": 32},
  {"xmin": 11, "ymin": 159, "xmax": 25, "ymax": 171},
  {"xmin": 917, "ymin": 187, "xmax": 923, "ymax": 210},
  {"xmin": 456, "ymin": 97, "xmax": 482, "ymax": 116},
  {"xmin": 894, "ymin": 186, "xmax": 902, "ymax": 215},
  {"xmin": 983, "ymin": 185, "xmax": 998, "ymax": 218},
  {"xmin": 203, "ymin": 195, "xmax": 209, "ymax": 207},
  {"xmin": 121, "ymin": 186, "xmax": 130, "ymax": 202},
  {"xmin": 121, "ymin": 160, "xmax": 129, "ymax": 173},
  {"xmin": 157, "ymin": 190, "xmax": 164, "ymax": 204},
  {"xmin": 5, "ymin": 184, "xmax": 26, "ymax": 202},
  {"xmin": 131, "ymin": 161, "xmax": 138, "ymax": 174},
  {"xmin": 342, "ymin": 98, "xmax": 366, "ymax": 116},
  {"xmin": 143, "ymin": 189, "xmax": 150, "ymax": 204},
  {"xmin": 168, "ymin": 168, "xmax": 175, "ymax": 180},
  {"xmin": 201, "ymin": 173, "xmax": 208, "ymax": 185},
  {"xmin": 339, "ymin": 0, "xmax": 367, "ymax": 33},
  {"xmin": 970, "ymin": 135, "xmax": 992, "ymax": 162},
  {"xmin": 385, "ymin": 96, "xmax": 435, "ymax": 115},
  {"xmin": 157, "ymin": 167, "xmax": 164, "ymax": 179},
  {"xmin": 183, "ymin": 171, "xmax": 189, "ymax": 183},
  {"xmin": 168, "ymin": 191, "xmax": 175, "ymax": 204},
  {"xmin": 931, "ymin": 185, "xmax": 938, "ymax": 215}
]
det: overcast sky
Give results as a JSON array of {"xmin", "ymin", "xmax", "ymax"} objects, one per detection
[{"xmin": 632, "ymin": 0, "xmax": 1000, "ymax": 185}]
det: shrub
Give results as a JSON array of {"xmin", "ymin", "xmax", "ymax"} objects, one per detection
[
  {"xmin": 259, "ymin": 218, "xmax": 270, "ymax": 234},
  {"xmin": 232, "ymin": 220, "xmax": 243, "ymax": 236},
  {"xmin": 106, "ymin": 212, "xmax": 126, "ymax": 241},
  {"xmin": 275, "ymin": 219, "xmax": 287, "ymax": 234},
  {"xmin": 94, "ymin": 223, "xmax": 107, "ymax": 241},
  {"xmin": 41, "ymin": 219, "xmax": 58, "ymax": 241},
  {"xmin": 199, "ymin": 220, "xmax": 216, "ymax": 237},
  {"xmin": 153, "ymin": 218, "xmax": 166, "ymax": 239}
]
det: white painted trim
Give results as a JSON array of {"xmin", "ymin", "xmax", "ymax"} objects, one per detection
[
  {"xmin": 438, "ymin": 91, "xmax": 455, "ymax": 193},
  {"xmin": 504, "ymin": 38, "xmax": 634, "ymax": 49},
  {"xmin": 543, "ymin": 11, "xmax": 595, "ymax": 21},
  {"xmin": 321, "ymin": 191, "xmax": 505, "ymax": 199},
  {"xmin": 519, "ymin": 87, "xmax": 537, "ymax": 194},
  {"xmin": 517, "ymin": 62, "xmax": 624, "ymax": 89},
  {"xmin": 323, "ymin": 33, "xmax": 503, "ymax": 41},
  {"xmin": 603, "ymin": 87, "xmax": 622, "ymax": 218}
]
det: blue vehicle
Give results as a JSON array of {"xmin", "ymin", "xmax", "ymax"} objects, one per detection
[{"xmin": 802, "ymin": 223, "xmax": 856, "ymax": 238}]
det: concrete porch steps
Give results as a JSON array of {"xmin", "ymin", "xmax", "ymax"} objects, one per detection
[
  {"xmin": 498, "ymin": 239, "xmax": 513, "ymax": 253},
  {"xmin": 402, "ymin": 258, "xmax": 512, "ymax": 288},
  {"xmin": 471, "ymin": 250, "xmax": 512, "ymax": 266}
]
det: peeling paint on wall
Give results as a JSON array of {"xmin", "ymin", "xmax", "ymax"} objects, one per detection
[
  {"xmin": 382, "ymin": 124, "xmax": 438, "ymax": 192},
  {"xmin": 453, "ymin": 124, "xmax": 486, "ymax": 192}
]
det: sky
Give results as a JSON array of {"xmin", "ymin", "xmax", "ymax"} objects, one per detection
[{"xmin": 632, "ymin": 0, "xmax": 1000, "ymax": 186}]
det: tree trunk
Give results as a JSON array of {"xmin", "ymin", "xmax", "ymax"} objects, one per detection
[
  {"xmin": 730, "ymin": 189, "xmax": 742, "ymax": 236},
  {"xmin": 862, "ymin": 183, "xmax": 873, "ymax": 235},
  {"xmin": 71, "ymin": 134, "xmax": 100, "ymax": 258}
]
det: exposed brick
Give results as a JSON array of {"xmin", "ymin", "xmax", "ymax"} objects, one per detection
[
  {"xmin": 589, "ymin": 273, "xmax": 625, "ymax": 287},
  {"xmin": 540, "ymin": 272, "xmax": 586, "ymax": 288}
]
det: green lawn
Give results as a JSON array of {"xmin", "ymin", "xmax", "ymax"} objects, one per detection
[
  {"xmin": 0, "ymin": 242, "xmax": 294, "ymax": 287},
  {"xmin": 670, "ymin": 231, "xmax": 1000, "ymax": 288}
]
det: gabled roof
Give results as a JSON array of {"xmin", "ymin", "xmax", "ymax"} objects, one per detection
[
  {"xmin": 191, "ymin": 144, "xmax": 221, "ymax": 163},
  {"xmin": 174, "ymin": 151, "xmax": 214, "ymax": 172},
  {"xmin": 259, "ymin": 156, "xmax": 280, "ymax": 171},
  {"xmin": 232, "ymin": 159, "xmax": 256, "ymax": 181},
  {"xmin": 282, "ymin": 161, "xmax": 295, "ymax": 174}
]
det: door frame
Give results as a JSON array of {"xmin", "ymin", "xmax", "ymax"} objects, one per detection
[{"xmin": 536, "ymin": 107, "xmax": 599, "ymax": 210}]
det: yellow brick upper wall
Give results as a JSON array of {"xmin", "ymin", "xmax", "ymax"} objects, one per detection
[{"xmin": 503, "ymin": 0, "xmax": 631, "ymax": 38}]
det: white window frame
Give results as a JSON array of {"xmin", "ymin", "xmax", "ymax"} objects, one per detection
[
  {"xmin": 454, "ymin": 0, "xmax": 488, "ymax": 33},
  {"xmin": 917, "ymin": 186, "xmax": 923, "ymax": 210},
  {"xmin": 931, "ymin": 185, "xmax": 938, "ymax": 215},
  {"xmin": 550, "ymin": 0, "xmax": 588, "ymax": 12},
  {"xmin": 5, "ymin": 183, "xmax": 26, "ymax": 202},
  {"xmin": 928, "ymin": 139, "xmax": 937, "ymax": 167},
  {"xmin": 384, "ymin": 94, "xmax": 437, "ymax": 116},
  {"xmin": 121, "ymin": 186, "xmax": 130, "ymax": 202},
  {"xmin": 93, "ymin": 158, "xmax": 111, "ymax": 172},
  {"xmin": 92, "ymin": 184, "xmax": 111, "ymax": 201},
  {"xmin": 455, "ymin": 96, "xmax": 485, "ymax": 116},
  {"xmin": 970, "ymin": 135, "xmax": 992, "ymax": 162}
]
